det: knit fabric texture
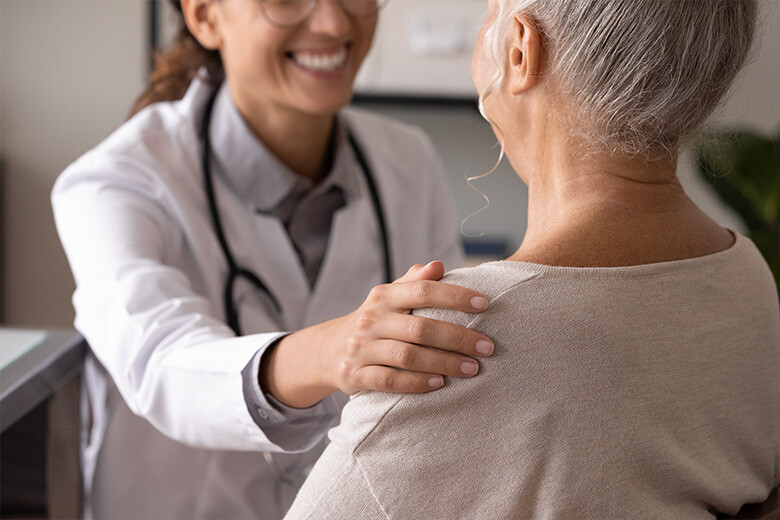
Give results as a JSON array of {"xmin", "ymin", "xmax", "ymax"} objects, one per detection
[{"xmin": 286, "ymin": 232, "xmax": 780, "ymax": 519}]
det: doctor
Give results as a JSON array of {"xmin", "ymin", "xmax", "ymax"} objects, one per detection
[{"xmin": 52, "ymin": 0, "xmax": 494, "ymax": 518}]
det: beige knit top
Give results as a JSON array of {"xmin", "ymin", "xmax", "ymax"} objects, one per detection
[{"xmin": 286, "ymin": 232, "xmax": 780, "ymax": 519}]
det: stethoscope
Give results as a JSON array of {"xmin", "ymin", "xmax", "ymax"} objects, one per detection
[
  {"xmin": 199, "ymin": 85, "xmax": 393, "ymax": 337},
  {"xmin": 200, "ymin": 85, "xmax": 393, "ymax": 487}
]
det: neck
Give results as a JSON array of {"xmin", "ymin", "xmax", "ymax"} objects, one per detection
[
  {"xmin": 524, "ymin": 143, "xmax": 685, "ymax": 240},
  {"xmin": 507, "ymin": 127, "xmax": 732, "ymax": 266},
  {"xmin": 231, "ymin": 86, "xmax": 336, "ymax": 182}
]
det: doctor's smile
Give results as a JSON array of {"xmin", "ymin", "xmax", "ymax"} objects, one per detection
[{"xmin": 287, "ymin": 44, "xmax": 350, "ymax": 75}]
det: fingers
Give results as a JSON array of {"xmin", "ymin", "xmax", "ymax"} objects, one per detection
[
  {"xmin": 334, "ymin": 263, "xmax": 494, "ymax": 397},
  {"xmin": 336, "ymin": 316, "xmax": 492, "ymax": 394},
  {"xmin": 364, "ymin": 339, "xmax": 482, "ymax": 379},
  {"xmin": 353, "ymin": 365, "xmax": 446, "ymax": 394},
  {"xmin": 394, "ymin": 261, "xmax": 445, "ymax": 284},
  {"xmin": 338, "ymin": 335, "xmax": 483, "ymax": 395},
  {"xmin": 368, "ymin": 279, "xmax": 489, "ymax": 315},
  {"xmin": 370, "ymin": 314, "xmax": 494, "ymax": 358}
]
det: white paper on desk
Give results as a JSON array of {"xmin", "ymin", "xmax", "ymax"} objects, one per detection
[{"xmin": 0, "ymin": 328, "xmax": 48, "ymax": 369}]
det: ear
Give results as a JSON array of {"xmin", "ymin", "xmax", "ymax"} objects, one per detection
[
  {"xmin": 181, "ymin": 0, "xmax": 223, "ymax": 51},
  {"xmin": 507, "ymin": 14, "xmax": 542, "ymax": 95}
]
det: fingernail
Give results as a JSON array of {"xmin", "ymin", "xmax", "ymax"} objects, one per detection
[
  {"xmin": 470, "ymin": 296, "xmax": 488, "ymax": 311},
  {"xmin": 425, "ymin": 261, "xmax": 437, "ymax": 268},
  {"xmin": 429, "ymin": 376, "xmax": 444, "ymax": 388},
  {"xmin": 461, "ymin": 361, "xmax": 479, "ymax": 375},
  {"xmin": 476, "ymin": 339, "xmax": 494, "ymax": 356}
]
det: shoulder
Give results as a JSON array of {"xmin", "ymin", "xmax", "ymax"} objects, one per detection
[
  {"xmin": 341, "ymin": 107, "xmax": 440, "ymax": 168},
  {"xmin": 342, "ymin": 107, "xmax": 433, "ymax": 147},
  {"xmin": 53, "ymin": 77, "xmax": 210, "ymax": 198},
  {"xmin": 339, "ymin": 108, "xmax": 452, "ymax": 229},
  {"xmin": 413, "ymin": 262, "xmax": 544, "ymax": 327},
  {"xmin": 328, "ymin": 261, "xmax": 545, "ymax": 448}
]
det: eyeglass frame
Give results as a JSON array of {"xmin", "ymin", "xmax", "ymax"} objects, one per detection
[{"xmin": 256, "ymin": 0, "xmax": 387, "ymax": 29}]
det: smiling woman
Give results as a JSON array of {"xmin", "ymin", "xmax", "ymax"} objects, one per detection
[
  {"xmin": 192, "ymin": 0, "xmax": 378, "ymax": 140},
  {"xmin": 50, "ymin": 0, "xmax": 502, "ymax": 517}
]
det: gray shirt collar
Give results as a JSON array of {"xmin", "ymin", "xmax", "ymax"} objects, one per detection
[{"xmin": 208, "ymin": 82, "xmax": 361, "ymax": 213}]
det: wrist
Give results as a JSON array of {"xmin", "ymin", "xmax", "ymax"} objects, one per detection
[{"xmin": 260, "ymin": 326, "xmax": 337, "ymax": 408}]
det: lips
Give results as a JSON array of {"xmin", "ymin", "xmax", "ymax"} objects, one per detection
[{"xmin": 289, "ymin": 45, "xmax": 349, "ymax": 72}]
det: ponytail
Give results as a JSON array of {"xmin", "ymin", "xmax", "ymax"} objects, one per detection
[{"xmin": 128, "ymin": 0, "xmax": 223, "ymax": 118}]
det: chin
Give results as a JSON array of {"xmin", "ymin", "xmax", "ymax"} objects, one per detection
[{"xmin": 299, "ymin": 92, "xmax": 354, "ymax": 117}]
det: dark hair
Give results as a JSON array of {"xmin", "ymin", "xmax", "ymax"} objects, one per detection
[{"xmin": 128, "ymin": 0, "xmax": 224, "ymax": 118}]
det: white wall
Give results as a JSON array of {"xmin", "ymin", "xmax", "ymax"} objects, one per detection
[
  {"xmin": 1, "ymin": 0, "xmax": 778, "ymax": 327},
  {"xmin": 0, "ymin": 0, "xmax": 146, "ymax": 326}
]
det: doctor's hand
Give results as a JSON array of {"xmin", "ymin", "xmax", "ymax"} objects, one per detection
[{"xmin": 261, "ymin": 261, "xmax": 494, "ymax": 408}]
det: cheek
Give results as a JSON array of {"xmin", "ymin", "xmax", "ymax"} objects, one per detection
[
  {"xmin": 471, "ymin": 40, "xmax": 490, "ymax": 95},
  {"xmin": 354, "ymin": 17, "xmax": 378, "ymax": 61},
  {"xmin": 471, "ymin": 16, "xmax": 495, "ymax": 95},
  {"xmin": 222, "ymin": 27, "xmax": 280, "ymax": 80}
]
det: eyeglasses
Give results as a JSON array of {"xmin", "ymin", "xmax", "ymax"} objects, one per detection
[{"xmin": 258, "ymin": 0, "xmax": 387, "ymax": 29}]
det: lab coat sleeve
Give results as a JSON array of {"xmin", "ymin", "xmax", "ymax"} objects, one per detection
[
  {"xmin": 52, "ymin": 158, "xmax": 337, "ymax": 453},
  {"xmin": 242, "ymin": 343, "xmax": 342, "ymax": 449}
]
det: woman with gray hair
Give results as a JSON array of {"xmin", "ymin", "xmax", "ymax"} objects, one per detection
[{"xmin": 285, "ymin": 0, "xmax": 780, "ymax": 518}]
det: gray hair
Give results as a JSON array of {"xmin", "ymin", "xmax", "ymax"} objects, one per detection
[{"xmin": 479, "ymin": 0, "xmax": 758, "ymax": 157}]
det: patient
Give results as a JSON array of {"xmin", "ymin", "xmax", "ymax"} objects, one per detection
[{"xmin": 285, "ymin": 0, "xmax": 780, "ymax": 518}]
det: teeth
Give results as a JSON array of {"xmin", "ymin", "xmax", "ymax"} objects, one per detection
[{"xmin": 292, "ymin": 47, "xmax": 348, "ymax": 72}]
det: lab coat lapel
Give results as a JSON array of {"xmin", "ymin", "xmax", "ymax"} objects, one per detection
[{"xmin": 246, "ymin": 212, "xmax": 311, "ymax": 331}]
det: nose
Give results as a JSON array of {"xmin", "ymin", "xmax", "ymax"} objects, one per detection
[{"xmin": 306, "ymin": 0, "xmax": 351, "ymax": 36}]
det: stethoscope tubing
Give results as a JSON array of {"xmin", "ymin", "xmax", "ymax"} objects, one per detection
[
  {"xmin": 346, "ymin": 130, "xmax": 393, "ymax": 286},
  {"xmin": 199, "ymin": 85, "xmax": 392, "ymax": 336},
  {"xmin": 200, "ymin": 87, "xmax": 283, "ymax": 334}
]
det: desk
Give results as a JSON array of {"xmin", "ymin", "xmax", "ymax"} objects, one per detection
[
  {"xmin": 1, "ymin": 328, "xmax": 86, "ymax": 518},
  {"xmin": 1, "ymin": 328, "xmax": 86, "ymax": 433}
]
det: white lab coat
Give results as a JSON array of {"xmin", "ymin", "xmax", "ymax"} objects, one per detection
[{"xmin": 52, "ymin": 76, "xmax": 462, "ymax": 519}]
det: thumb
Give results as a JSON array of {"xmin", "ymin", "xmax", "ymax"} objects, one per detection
[{"xmin": 394, "ymin": 261, "xmax": 446, "ymax": 284}]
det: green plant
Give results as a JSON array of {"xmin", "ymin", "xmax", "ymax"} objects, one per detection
[{"xmin": 695, "ymin": 128, "xmax": 779, "ymax": 293}]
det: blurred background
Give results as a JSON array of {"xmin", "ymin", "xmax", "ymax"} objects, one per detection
[{"xmin": 0, "ymin": 1, "xmax": 777, "ymax": 517}]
